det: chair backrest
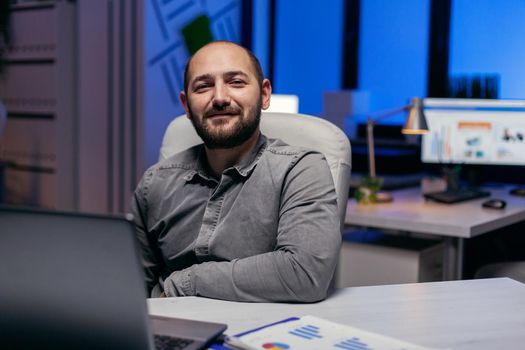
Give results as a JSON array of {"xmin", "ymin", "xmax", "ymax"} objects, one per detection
[{"xmin": 159, "ymin": 112, "xmax": 352, "ymax": 230}]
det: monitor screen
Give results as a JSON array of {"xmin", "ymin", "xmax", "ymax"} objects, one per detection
[{"xmin": 421, "ymin": 98, "xmax": 525, "ymax": 166}]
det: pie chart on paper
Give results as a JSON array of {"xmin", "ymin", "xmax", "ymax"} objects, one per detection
[{"xmin": 262, "ymin": 342, "xmax": 290, "ymax": 349}]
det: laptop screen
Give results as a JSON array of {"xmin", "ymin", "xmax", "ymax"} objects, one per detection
[{"xmin": 0, "ymin": 207, "xmax": 152, "ymax": 350}]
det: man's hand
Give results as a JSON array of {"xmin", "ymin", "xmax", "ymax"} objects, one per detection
[{"xmin": 159, "ymin": 291, "xmax": 166, "ymax": 298}]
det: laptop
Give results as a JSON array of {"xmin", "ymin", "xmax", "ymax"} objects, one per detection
[{"xmin": 0, "ymin": 206, "xmax": 226, "ymax": 350}]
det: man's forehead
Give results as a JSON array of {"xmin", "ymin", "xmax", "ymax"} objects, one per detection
[{"xmin": 188, "ymin": 42, "xmax": 253, "ymax": 80}]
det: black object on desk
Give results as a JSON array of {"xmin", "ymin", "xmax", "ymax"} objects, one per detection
[
  {"xmin": 510, "ymin": 188, "xmax": 525, "ymax": 196},
  {"xmin": 482, "ymin": 199, "xmax": 507, "ymax": 209},
  {"xmin": 424, "ymin": 188, "xmax": 490, "ymax": 204}
]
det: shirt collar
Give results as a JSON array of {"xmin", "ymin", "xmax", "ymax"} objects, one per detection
[
  {"xmin": 183, "ymin": 134, "xmax": 268, "ymax": 182},
  {"xmin": 182, "ymin": 146, "xmax": 212, "ymax": 182},
  {"xmin": 231, "ymin": 133, "xmax": 267, "ymax": 177}
]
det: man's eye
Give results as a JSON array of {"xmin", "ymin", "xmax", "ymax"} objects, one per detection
[
  {"xmin": 231, "ymin": 80, "xmax": 246, "ymax": 86},
  {"xmin": 195, "ymin": 84, "xmax": 210, "ymax": 91}
]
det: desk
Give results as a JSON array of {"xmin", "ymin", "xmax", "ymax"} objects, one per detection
[
  {"xmin": 148, "ymin": 278, "xmax": 525, "ymax": 350},
  {"xmin": 345, "ymin": 186, "xmax": 525, "ymax": 279}
]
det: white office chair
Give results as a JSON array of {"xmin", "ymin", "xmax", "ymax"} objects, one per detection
[{"xmin": 159, "ymin": 112, "xmax": 352, "ymax": 230}]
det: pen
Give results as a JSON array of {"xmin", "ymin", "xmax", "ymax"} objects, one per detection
[{"xmin": 223, "ymin": 335, "xmax": 259, "ymax": 350}]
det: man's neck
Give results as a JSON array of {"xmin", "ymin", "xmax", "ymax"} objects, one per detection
[{"xmin": 204, "ymin": 130, "xmax": 261, "ymax": 178}]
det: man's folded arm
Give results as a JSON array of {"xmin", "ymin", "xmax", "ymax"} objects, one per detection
[{"xmin": 163, "ymin": 153, "xmax": 342, "ymax": 302}]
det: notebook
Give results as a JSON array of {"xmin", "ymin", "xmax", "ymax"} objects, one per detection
[{"xmin": 0, "ymin": 206, "xmax": 226, "ymax": 350}]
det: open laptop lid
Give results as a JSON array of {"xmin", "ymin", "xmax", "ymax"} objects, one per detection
[{"xmin": 0, "ymin": 206, "xmax": 154, "ymax": 350}]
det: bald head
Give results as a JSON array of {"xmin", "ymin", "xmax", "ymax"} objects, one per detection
[{"xmin": 183, "ymin": 41, "xmax": 264, "ymax": 94}]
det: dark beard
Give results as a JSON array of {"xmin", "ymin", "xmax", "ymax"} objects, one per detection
[{"xmin": 187, "ymin": 100, "xmax": 262, "ymax": 149}]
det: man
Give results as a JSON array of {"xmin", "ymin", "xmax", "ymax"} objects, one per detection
[{"xmin": 131, "ymin": 41, "xmax": 341, "ymax": 302}]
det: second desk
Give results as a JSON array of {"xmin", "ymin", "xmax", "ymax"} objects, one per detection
[{"xmin": 344, "ymin": 186, "xmax": 525, "ymax": 279}]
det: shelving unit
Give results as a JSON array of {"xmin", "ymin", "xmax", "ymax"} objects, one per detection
[
  {"xmin": 0, "ymin": 1, "xmax": 76, "ymax": 209},
  {"xmin": 0, "ymin": 0, "xmax": 144, "ymax": 213}
]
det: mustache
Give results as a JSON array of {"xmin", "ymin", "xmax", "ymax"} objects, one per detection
[{"xmin": 204, "ymin": 106, "xmax": 242, "ymax": 118}]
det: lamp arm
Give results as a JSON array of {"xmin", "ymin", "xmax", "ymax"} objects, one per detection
[
  {"xmin": 366, "ymin": 103, "xmax": 411, "ymax": 179},
  {"xmin": 367, "ymin": 118, "xmax": 376, "ymax": 178},
  {"xmin": 369, "ymin": 104, "xmax": 411, "ymax": 123}
]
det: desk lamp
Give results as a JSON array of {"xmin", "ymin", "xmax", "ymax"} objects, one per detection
[{"xmin": 365, "ymin": 97, "xmax": 428, "ymax": 202}]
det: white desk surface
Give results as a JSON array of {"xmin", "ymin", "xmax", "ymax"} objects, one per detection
[
  {"xmin": 148, "ymin": 278, "xmax": 525, "ymax": 350},
  {"xmin": 346, "ymin": 186, "xmax": 525, "ymax": 238}
]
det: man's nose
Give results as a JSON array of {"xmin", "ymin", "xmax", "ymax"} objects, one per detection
[{"xmin": 212, "ymin": 83, "xmax": 231, "ymax": 108}]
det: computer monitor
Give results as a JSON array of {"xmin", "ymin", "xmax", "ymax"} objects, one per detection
[{"xmin": 421, "ymin": 98, "xmax": 525, "ymax": 166}]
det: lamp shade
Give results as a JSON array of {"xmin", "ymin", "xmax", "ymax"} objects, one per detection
[{"xmin": 402, "ymin": 97, "xmax": 428, "ymax": 134}]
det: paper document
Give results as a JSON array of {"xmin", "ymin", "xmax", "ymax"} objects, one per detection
[{"xmin": 229, "ymin": 315, "xmax": 442, "ymax": 350}]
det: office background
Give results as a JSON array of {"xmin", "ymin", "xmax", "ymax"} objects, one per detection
[{"xmin": 0, "ymin": 0, "xmax": 524, "ymax": 214}]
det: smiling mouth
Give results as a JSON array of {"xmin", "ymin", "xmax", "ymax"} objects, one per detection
[
  {"xmin": 208, "ymin": 112, "xmax": 236, "ymax": 118},
  {"xmin": 205, "ymin": 110, "xmax": 240, "ymax": 119}
]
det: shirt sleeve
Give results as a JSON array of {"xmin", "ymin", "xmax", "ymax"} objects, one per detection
[
  {"xmin": 163, "ymin": 152, "xmax": 342, "ymax": 302},
  {"xmin": 130, "ymin": 170, "xmax": 164, "ymax": 296}
]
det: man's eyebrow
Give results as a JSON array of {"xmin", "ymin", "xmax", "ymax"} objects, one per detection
[
  {"xmin": 224, "ymin": 70, "xmax": 249, "ymax": 78},
  {"xmin": 192, "ymin": 73, "xmax": 213, "ymax": 84},
  {"xmin": 191, "ymin": 71, "xmax": 249, "ymax": 85}
]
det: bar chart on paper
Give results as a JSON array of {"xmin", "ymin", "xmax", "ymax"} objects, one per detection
[
  {"xmin": 288, "ymin": 324, "xmax": 322, "ymax": 340},
  {"xmin": 236, "ymin": 315, "xmax": 440, "ymax": 350},
  {"xmin": 334, "ymin": 337, "xmax": 373, "ymax": 350}
]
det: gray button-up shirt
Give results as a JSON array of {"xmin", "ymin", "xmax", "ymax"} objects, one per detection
[{"xmin": 131, "ymin": 134, "xmax": 341, "ymax": 302}]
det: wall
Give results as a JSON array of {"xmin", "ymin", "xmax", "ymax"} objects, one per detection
[
  {"xmin": 251, "ymin": 0, "xmax": 270, "ymax": 78},
  {"xmin": 358, "ymin": 0, "xmax": 430, "ymax": 124},
  {"xmin": 273, "ymin": 0, "xmax": 344, "ymax": 116},
  {"xmin": 449, "ymin": 0, "xmax": 525, "ymax": 99}
]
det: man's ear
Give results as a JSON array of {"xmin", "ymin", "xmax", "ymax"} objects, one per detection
[
  {"xmin": 261, "ymin": 79, "xmax": 272, "ymax": 110},
  {"xmin": 180, "ymin": 91, "xmax": 190, "ymax": 118}
]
